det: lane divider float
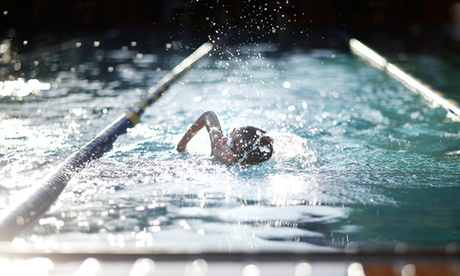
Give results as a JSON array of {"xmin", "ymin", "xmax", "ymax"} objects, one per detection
[
  {"xmin": 0, "ymin": 42, "xmax": 213, "ymax": 241},
  {"xmin": 349, "ymin": 38, "xmax": 460, "ymax": 120}
]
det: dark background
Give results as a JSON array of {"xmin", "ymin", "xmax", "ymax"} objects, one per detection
[
  {"xmin": 1, "ymin": 0, "xmax": 459, "ymax": 52},
  {"xmin": 1, "ymin": 0, "xmax": 459, "ymax": 97},
  {"xmin": 1, "ymin": 0, "xmax": 457, "ymax": 30}
]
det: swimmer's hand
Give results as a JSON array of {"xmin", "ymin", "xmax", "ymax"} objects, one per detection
[{"xmin": 176, "ymin": 143, "xmax": 188, "ymax": 153}]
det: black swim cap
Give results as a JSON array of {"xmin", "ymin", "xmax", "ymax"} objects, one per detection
[{"xmin": 229, "ymin": 126, "xmax": 273, "ymax": 166}]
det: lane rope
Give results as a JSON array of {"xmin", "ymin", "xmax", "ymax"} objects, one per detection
[
  {"xmin": 0, "ymin": 42, "xmax": 213, "ymax": 241},
  {"xmin": 349, "ymin": 38, "xmax": 460, "ymax": 120}
]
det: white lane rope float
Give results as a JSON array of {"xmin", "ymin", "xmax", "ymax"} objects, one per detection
[{"xmin": 349, "ymin": 38, "xmax": 460, "ymax": 121}]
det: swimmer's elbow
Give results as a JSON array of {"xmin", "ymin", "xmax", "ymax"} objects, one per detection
[{"xmin": 203, "ymin": 110, "xmax": 216, "ymax": 116}]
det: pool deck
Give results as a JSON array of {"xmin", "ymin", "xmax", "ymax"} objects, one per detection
[{"xmin": 0, "ymin": 249, "xmax": 459, "ymax": 275}]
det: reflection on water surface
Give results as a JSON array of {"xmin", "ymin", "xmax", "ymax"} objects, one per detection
[{"xmin": 1, "ymin": 42, "xmax": 459, "ymax": 252}]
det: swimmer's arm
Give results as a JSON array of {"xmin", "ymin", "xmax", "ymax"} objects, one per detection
[
  {"xmin": 176, "ymin": 111, "xmax": 223, "ymax": 152},
  {"xmin": 212, "ymin": 137, "xmax": 239, "ymax": 165}
]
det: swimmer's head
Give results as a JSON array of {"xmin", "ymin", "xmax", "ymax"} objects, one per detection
[{"xmin": 228, "ymin": 126, "xmax": 273, "ymax": 166}]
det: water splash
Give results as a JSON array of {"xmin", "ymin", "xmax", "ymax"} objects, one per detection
[
  {"xmin": 2, "ymin": 41, "xmax": 459, "ymax": 251},
  {"xmin": 0, "ymin": 78, "xmax": 51, "ymax": 99}
]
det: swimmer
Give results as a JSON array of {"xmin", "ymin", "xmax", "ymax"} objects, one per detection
[{"xmin": 176, "ymin": 111, "xmax": 273, "ymax": 166}]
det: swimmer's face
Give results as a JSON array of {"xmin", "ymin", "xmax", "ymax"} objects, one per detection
[{"xmin": 228, "ymin": 126, "xmax": 273, "ymax": 166}]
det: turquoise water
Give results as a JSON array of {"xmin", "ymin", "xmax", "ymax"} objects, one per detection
[{"xmin": 1, "ymin": 42, "xmax": 459, "ymax": 252}]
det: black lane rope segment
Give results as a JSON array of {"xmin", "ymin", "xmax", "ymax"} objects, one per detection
[{"xmin": 0, "ymin": 42, "xmax": 213, "ymax": 241}]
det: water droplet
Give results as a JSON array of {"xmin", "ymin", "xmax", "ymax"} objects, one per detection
[
  {"xmin": 347, "ymin": 263, "xmax": 365, "ymax": 276},
  {"xmin": 13, "ymin": 62, "xmax": 21, "ymax": 71},
  {"xmin": 401, "ymin": 264, "xmax": 416, "ymax": 276},
  {"xmin": 242, "ymin": 264, "xmax": 260, "ymax": 276},
  {"xmin": 16, "ymin": 216, "xmax": 24, "ymax": 225},
  {"xmin": 282, "ymin": 81, "xmax": 291, "ymax": 89},
  {"xmin": 129, "ymin": 258, "xmax": 155, "ymax": 275},
  {"xmin": 294, "ymin": 262, "xmax": 311, "ymax": 276}
]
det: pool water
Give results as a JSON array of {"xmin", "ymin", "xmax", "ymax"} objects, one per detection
[{"xmin": 1, "ymin": 40, "xmax": 459, "ymax": 252}]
